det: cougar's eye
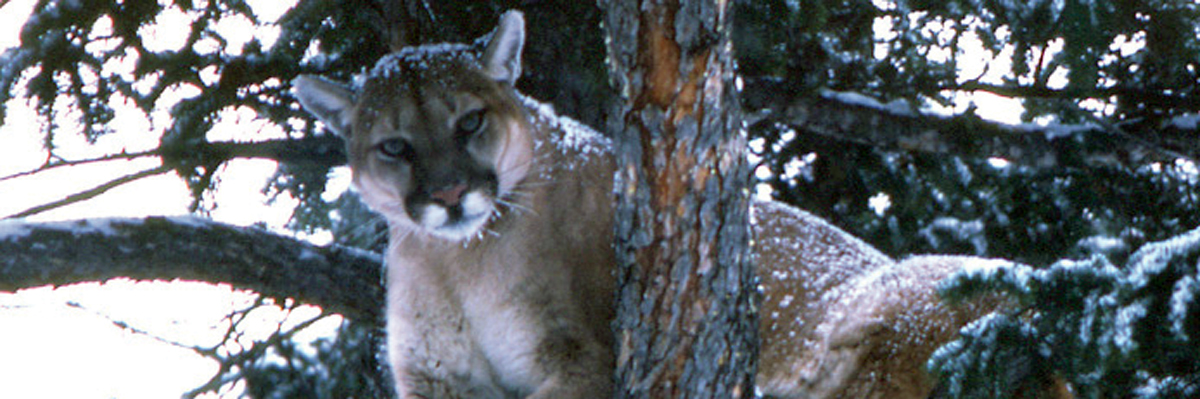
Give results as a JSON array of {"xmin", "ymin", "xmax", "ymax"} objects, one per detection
[
  {"xmin": 377, "ymin": 138, "xmax": 413, "ymax": 161},
  {"xmin": 455, "ymin": 109, "xmax": 486, "ymax": 138}
]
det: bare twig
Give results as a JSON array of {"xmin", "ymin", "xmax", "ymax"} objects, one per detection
[
  {"xmin": 64, "ymin": 300, "xmax": 206, "ymax": 356},
  {"xmin": 212, "ymin": 295, "xmax": 269, "ymax": 357},
  {"xmin": 5, "ymin": 164, "xmax": 172, "ymax": 219},
  {"xmin": 184, "ymin": 306, "xmax": 334, "ymax": 398},
  {"xmin": 67, "ymin": 292, "xmax": 335, "ymax": 399},
  {"xmin": 0, "ymin": 150, "xmax": 159, "ymax": 183}
]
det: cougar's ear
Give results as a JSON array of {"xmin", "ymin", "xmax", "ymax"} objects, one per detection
[
  {"xmin": 481, "ymin": 11, "xmax": 525, "ymax": 85},
  {"xmin": 292, "ymin": 75, "xmax": 355, "ymax": 136}
]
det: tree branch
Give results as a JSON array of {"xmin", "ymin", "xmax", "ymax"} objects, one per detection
[
  {"xmin": 756, "ymin": 85, "xmax": 1196, "ymax": 169},
  {"xmin": 157, "ymin": 135, "xmax": 348, "ymax": 173},
  {"xmin": 0, "ymin": 217, "xmax": 384, "ymax": 322},
  {"xmin": 184, "ymin": 306, "xmax": 336, "ymax": 399},
  {"xmin": 1, "ymin": 134, "xmax": 345, "ymax": 185},
  {"xmin": 950, "ymin": 81, "xmax": 1190, "ymax": 108},
  {"xmin": 199, "ymin": 135, "xmax": 347, "ymax": 170},
  {"xmin": 0, "ymin": 149, "xmax": 158, "ymax": 183},
  {"xmin": 3, "ymin": 135, "xmax": 349, "ymax": 219},
  {"xmin": 6, "ymin": 165, "xmax": 173, "ymax": 219}
]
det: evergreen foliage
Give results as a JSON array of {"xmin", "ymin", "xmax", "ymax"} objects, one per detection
[
  {"xmin": 933, "ymin": 226, "xmax": 1200, "ymax": 397},
  {"xmin": 738, "ymin": 0, "xmax": 1200, "ymax": 265},
  {"xmin": 243, "ymin": 319, "xmax": 393, "ymax": 399}
]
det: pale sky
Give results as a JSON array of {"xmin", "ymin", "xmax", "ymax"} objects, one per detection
[{"xmin": 0, "ymin": 1, "xmax": 346, "ymax": 398}]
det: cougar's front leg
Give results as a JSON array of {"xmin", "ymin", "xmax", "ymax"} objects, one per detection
[
  {"xmin": 396, "ymin": 370, "xmax": 463, "ymax": 399},
  {"xmin": 390, "ymin": 333, "xmax": 490, "ymax": 399},
  {"xmin": 526, "ymin": 325, "xmax": 614, "ymax": 398},
  {"xmin": 391, "ymin": 328, "xmax": 512, "ymax": 399},
  {"xmin": 388, "ymin": 270, "xmax": 505, "ymax": 398},
  {"xmin": 396, "ymin": 366, "xmax": 510, "ymax": 399}
]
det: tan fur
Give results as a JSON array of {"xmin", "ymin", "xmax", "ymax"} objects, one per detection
[
  {"xmin": 294, "ymin": 11, "xmax": 1063, "ymax": 399},
  {"xmin": 375, "ymin": 93, "xmax": 617, "ymax": 398}
]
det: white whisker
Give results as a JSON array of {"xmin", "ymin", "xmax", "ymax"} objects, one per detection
[
  {"xmin": 389, "ymin": 226, "xmax": 416, "ymax": 247},
  {"xmin": 510, "ymin": 180, "xmax": 556, "ymax": 190},
  {"xmin": 496, "ymin": 197, "xmax": 536, "ymax": 216}
]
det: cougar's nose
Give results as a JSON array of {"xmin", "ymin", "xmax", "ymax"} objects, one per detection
[{"xmin": 429, "ymin": 183, "xmax": 468, "ymax": 206}]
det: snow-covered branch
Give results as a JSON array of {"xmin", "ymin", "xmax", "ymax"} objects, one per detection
[
  {"xmin": 747, "ymin": 80, "xmax": 1198, "ymax": 169},
  {"xmin": 0, "ymin": 217, "xmax": 383, "ymax": 322}
]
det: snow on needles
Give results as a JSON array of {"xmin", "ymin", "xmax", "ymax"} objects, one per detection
[
  {"xmin": 820, "ymin": 89, "xmax": 915, "ymax": 116},
  {"xmin": 1125, "ymin": 225, "xmax": 1200, "ymax": 291},
  {"xmin": 936, "ymin": 223, "xmax": 1200, "ymax": 394},
  {"xmin": 1166, "ymin": 114, "xmax": 1200, "ymax": 131},
  {"xmin": 1170, "ymin": 275, "xmax": 1198, "ymax": 341}
]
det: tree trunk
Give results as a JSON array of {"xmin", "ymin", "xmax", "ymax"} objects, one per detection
[{"xmin": 602, "ymin": 1, "xmax": 758, "ymax": 397}]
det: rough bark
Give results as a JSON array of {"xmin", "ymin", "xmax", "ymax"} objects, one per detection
[
  {"xmin": 0, "ymin": 217, "xmax": 383, "ymax": 322},
  {"xmin": 603, "ymin": 1, "xmax": 758, "ymax": 397}
]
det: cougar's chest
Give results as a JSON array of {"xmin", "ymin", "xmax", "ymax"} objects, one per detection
[{"xmin": 387, "ymin": 234, "xmax": 546, "ymax": 395}]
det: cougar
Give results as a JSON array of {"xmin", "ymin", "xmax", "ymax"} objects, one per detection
[{"xmin": 294, "ymin": 11, "xmax": 1064, "ymax": 399}]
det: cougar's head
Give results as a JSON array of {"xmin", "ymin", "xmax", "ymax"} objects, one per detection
[{"xmin": 293, "ymin": 11, "xmax": 533, "ymax": 240}]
